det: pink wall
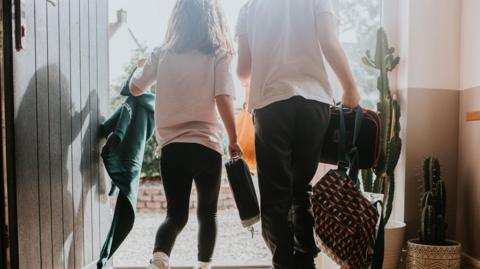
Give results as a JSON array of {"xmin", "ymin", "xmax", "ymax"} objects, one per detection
[{"xmin": 456, "ymin": 0, "xmax": 480, "ymax": 264}]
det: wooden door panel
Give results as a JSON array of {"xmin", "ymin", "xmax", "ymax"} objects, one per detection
[
  {"xmin": 58, "ymin": 0, "xmax": 74, "ymax": 268},
  {"xmin": 13, "ymin": 0, "xmax": 41, "ymax": 267},
  {"xmin": 12, "ymin": 0, "xmax": 111, "ymax": 268}
]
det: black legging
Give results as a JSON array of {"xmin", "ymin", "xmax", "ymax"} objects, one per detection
[{"xmin": 154, "ymin": 143, "xmax": 222, "ymax": 263}]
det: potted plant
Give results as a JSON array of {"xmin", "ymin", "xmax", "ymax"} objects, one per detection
[
  {"xmin": 361, "ymin": 28, "xmax": 406, "ymax": 269},
  {"xmin": 406, "ymin": 157, "xmax": 461, "ymax": 268}
]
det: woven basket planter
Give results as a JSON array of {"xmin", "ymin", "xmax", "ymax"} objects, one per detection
[{"xmin": 406, "ymin": 239, "xmax": 461, "ymax": 269}]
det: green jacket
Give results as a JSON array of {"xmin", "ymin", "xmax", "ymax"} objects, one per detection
[{"xmin": 97, "ymin": 71, "xmax": 155, "ymax": 268}]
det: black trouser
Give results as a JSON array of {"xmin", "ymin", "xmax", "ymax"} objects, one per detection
[
  {"xmin": 254, "ymin": 97, "xmax": 330, "ymax": 269},
  {"xmin": 154, "ymin": 143, "xmax": 222, "ymax": 263}
]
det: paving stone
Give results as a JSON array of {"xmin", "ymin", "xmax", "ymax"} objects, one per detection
[{"xmin": 112, "ymin": 209, "xmax": 271, "ymax": 267}]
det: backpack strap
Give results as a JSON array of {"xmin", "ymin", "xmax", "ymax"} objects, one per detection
[
  {"xmin": 337, "ymin": 105, "xmax": 364, "ymax": 180},
  {"xmin": 348, "ymin": 106, "xmax": 364, "ymax": 183},
  {"xmin": 371, "ymin": 201, "xmax": 385, "ymax": 269},
  {"xmin": 338, "ymin": 105, "xmax": 384, "ymax": 268}
]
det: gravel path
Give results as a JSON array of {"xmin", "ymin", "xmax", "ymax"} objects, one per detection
[{"xmin": 112, "ymin": 209, "xmax": 272, "ymax": 267}]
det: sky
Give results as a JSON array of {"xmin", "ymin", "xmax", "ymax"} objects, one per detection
[{"xmin": 109, "ymin": 0, "xmax": 248, "ymax": 49}]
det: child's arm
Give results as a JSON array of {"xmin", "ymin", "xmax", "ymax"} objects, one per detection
[
  {"xmin": 216, "ymin": 95, "xmax": 242, "ymax": 157},
  {"xmin": 237, "ymin": 35, "xmax": 252, "ymax": 84},
  {"xmin": 317, "ymin": 14, "xmax": 360, "ymax": 108},
  {"xmin": 215, "ymin": 53, "xmax": 242, "ymax": 157},
  {"xmin": 130, "ymin": 83, "xmax": 145, "ymax": 97},
  {"xmin": 130, "ymin": 48, "xmax": 161, "ymax": 96},
  {"xmin": 130, "ymin": 59, "xmax": 147, "ymax": 96}
]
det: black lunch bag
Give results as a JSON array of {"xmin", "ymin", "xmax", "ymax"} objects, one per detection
[
  {"xmin": 225, "ymin": 157, "xmax": 260, "ymax": 227},
  {"xmin": 320, "ymin": 105, "xmax": 381, "ymax": 170}
]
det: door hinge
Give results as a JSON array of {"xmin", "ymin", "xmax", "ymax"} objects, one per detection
[{"xmin": 14, "ymin": 0, "xmax": 27, "ymax": 50}]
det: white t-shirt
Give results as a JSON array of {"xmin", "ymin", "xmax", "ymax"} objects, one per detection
[
  {"xmin": 236, "ymin": 0, "xmax": 336, "ymax": 111},
  {"xmin": 131, "ymin": 48, "xmax": 236, "ymax": 155}
]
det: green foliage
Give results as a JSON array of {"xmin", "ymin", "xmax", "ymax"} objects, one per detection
[
  {"xmin": 423, "ymin": 155, "xmax": 440, "ymax": 192},
  {"xmin": 141, "ymin": 138, "xmax": 160, "ymax": 177},
  {"xmin": 419, "ymin": 157, "xmax": 447, "ymax": 245},
  {"xmin": 361, "ymin": 169, "xmax": 373, "ymax": 191},
  {"xmin": 421, "ymin": 204, "xmax": 436, "ymax": 244},
  {"xmin": 360, "ymin": 28, "xmax": 401, "ymax": 224},
  {"xmin": 110, "ymin": 45, "xmax": 160, "ymax": 177},
  {"xmin": 111, "ymin": 45, "xmax": 149, "ymax": 108}
]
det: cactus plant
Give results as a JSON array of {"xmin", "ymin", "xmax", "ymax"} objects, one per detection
[
  {"xmin": 419, "ymin": 157, "xmax": 447, "ymax": 245},
  {"xmin": 360, "ymin": 27, "xmax": 401, "ymax": 224}
]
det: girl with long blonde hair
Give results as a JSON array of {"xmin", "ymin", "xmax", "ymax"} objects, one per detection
[{"xmin": 129, "ymin": 1, "xmax": 241, "ymax": 268}]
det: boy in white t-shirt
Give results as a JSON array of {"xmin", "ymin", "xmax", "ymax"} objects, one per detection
[
  {"xmin": 236, "ymin": 0, "xmax": 360, "ymax": 268},
  {"xmin": 130, "ymin": 1, "xmax": 242, "ymax": 268}
]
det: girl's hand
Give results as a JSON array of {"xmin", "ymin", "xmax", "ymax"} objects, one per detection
[
  {"xmin": 137, "ymin": 58, "xmax": 146, "ymax": 68},
  {"xmin": 229, "ymin": 142, "xmax": 243, "ymax": 158},
  {"xmin": 216, "ymin": 95, "xmax": 242, "ymax": 158}
]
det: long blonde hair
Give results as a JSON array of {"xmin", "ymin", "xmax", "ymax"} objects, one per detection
[{"xmin": 164, "ymin": 0, "xmax": 235, "ymax": 55}]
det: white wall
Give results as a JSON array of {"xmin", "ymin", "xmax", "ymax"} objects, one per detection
[
  {"xmin": 407, "ymin": 0, "xmax": 461, "ymax": 90},
  {"xmin": 460, "ymin": 0, "xmax": 480, "ymax": 90},
  {"xmin": 385, "ymin": 0, "xmax": 463, "ymax": 224},
  {"xmin": 396, "ymin": 0, "xmax": 410, "ymax": 91}
]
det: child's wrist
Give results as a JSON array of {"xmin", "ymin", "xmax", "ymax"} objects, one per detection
[{"xmin": 228, "ymin": 135, "xmax": 238, "ymax": 144}]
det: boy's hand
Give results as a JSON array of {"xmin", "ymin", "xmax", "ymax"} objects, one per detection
[{"xmin": 342, "ymin": 90, "xmax": 360, "ymax": 109}]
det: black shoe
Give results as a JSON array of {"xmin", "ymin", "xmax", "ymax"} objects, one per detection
[{"xmin": 293, "ymin": 252, "xmax": 316, "ymax": 269}]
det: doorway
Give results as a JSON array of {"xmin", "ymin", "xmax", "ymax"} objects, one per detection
[
  {"xmin": 1, "ymin": 0, "xmax": 17, "ymax": 267},
  {"xmin": 0, "ymin": 0, "xmax": 6, "ymax": 264},
  {"xmin": 107, "ymin": 1, "xmax": 271, "ymax": 268},
  {"xmin": 107, "ymin": 0, "xmax": 384, "ymax": 268}
]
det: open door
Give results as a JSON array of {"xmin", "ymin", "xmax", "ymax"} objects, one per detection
[
  {"xmin": 1, "ymin": 0, "xmax": 15, "ymax": 267},
  {"xmin": 0, "ymin": 0, "xmax": 6, "ymax": 265},
  {"xmin": 0, "ymin": 177, "xmax": 6, "ymax": 269},
  {"xmin": 7, "ymin": 0, "xmax": 112, "ymax": 268}
]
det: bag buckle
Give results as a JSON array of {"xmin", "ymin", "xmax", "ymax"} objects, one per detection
[{"xmin": 337, "ymin": 160, "xmax": 350, "ymax": 170}]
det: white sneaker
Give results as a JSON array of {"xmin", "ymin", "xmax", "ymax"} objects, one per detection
[
  {"xmin": 146, "ymin": 262, "xmax": 159, "ymax": 269},
  {"xmin": 197, "ymin": 261, "xmax": 212, "ymax": 269},
  {"xmin": 147, "ymin": 252, "xmax": 170, "ymax": 269},
  {"xmin": 146, "ymin": 260, "xmax": 169, "ymax": 269}
]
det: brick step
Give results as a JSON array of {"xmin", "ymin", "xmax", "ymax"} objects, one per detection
[{"xmin": 111, "ymin": 179, "xmax": 236, "ymax": 212}]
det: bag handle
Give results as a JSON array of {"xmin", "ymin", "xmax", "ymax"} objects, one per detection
[
  {"xmin": 337, "ymin": 105, "xmax": 364, "ymax": 171},
  {"xmin": 348, "ymin": 105, "xmax": 364, "ymax": 183},
  {"xmin": 371, "ymin": 201, "xmax": 385, "ymax": 269}
]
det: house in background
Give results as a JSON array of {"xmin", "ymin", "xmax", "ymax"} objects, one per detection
[{"xmin": 108, "ymin": 9, "xmax": 143, "ymax": 87}]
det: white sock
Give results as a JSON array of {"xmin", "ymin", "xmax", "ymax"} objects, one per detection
[
  {"xmin": 198, "ymin": 261, "xmax": 212, "ymax": 269},
  {"xmin": 152, "ymin": 252, "xmax": 169, "ymax": 269}
]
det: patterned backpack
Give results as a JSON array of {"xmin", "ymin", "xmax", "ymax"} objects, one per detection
[{"xmin": 312, "ymin": 106, "xmax": 385, "ymax": 269}]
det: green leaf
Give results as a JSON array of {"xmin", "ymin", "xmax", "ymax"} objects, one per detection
[
  {"xmin": 386, "ymin": 136, "xmax": 402, "ymax": 175},
  {"xmin": 362, "ymin": 56, "xmax": 377, "ymax": 69},
  {"xmin": 361, "ymin": 169, "xmax": 374, "ymax": 192},
  {"xmin": 384, "ymin": 173, "xmax": 395, "ymax": 223},
  {"xmin": 421, "ymin": 205, "xmax": 436, "ymax": 244},
  {"xmin": 373, "ymin": 174, "xmax": 385, "ymax": 194}
]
